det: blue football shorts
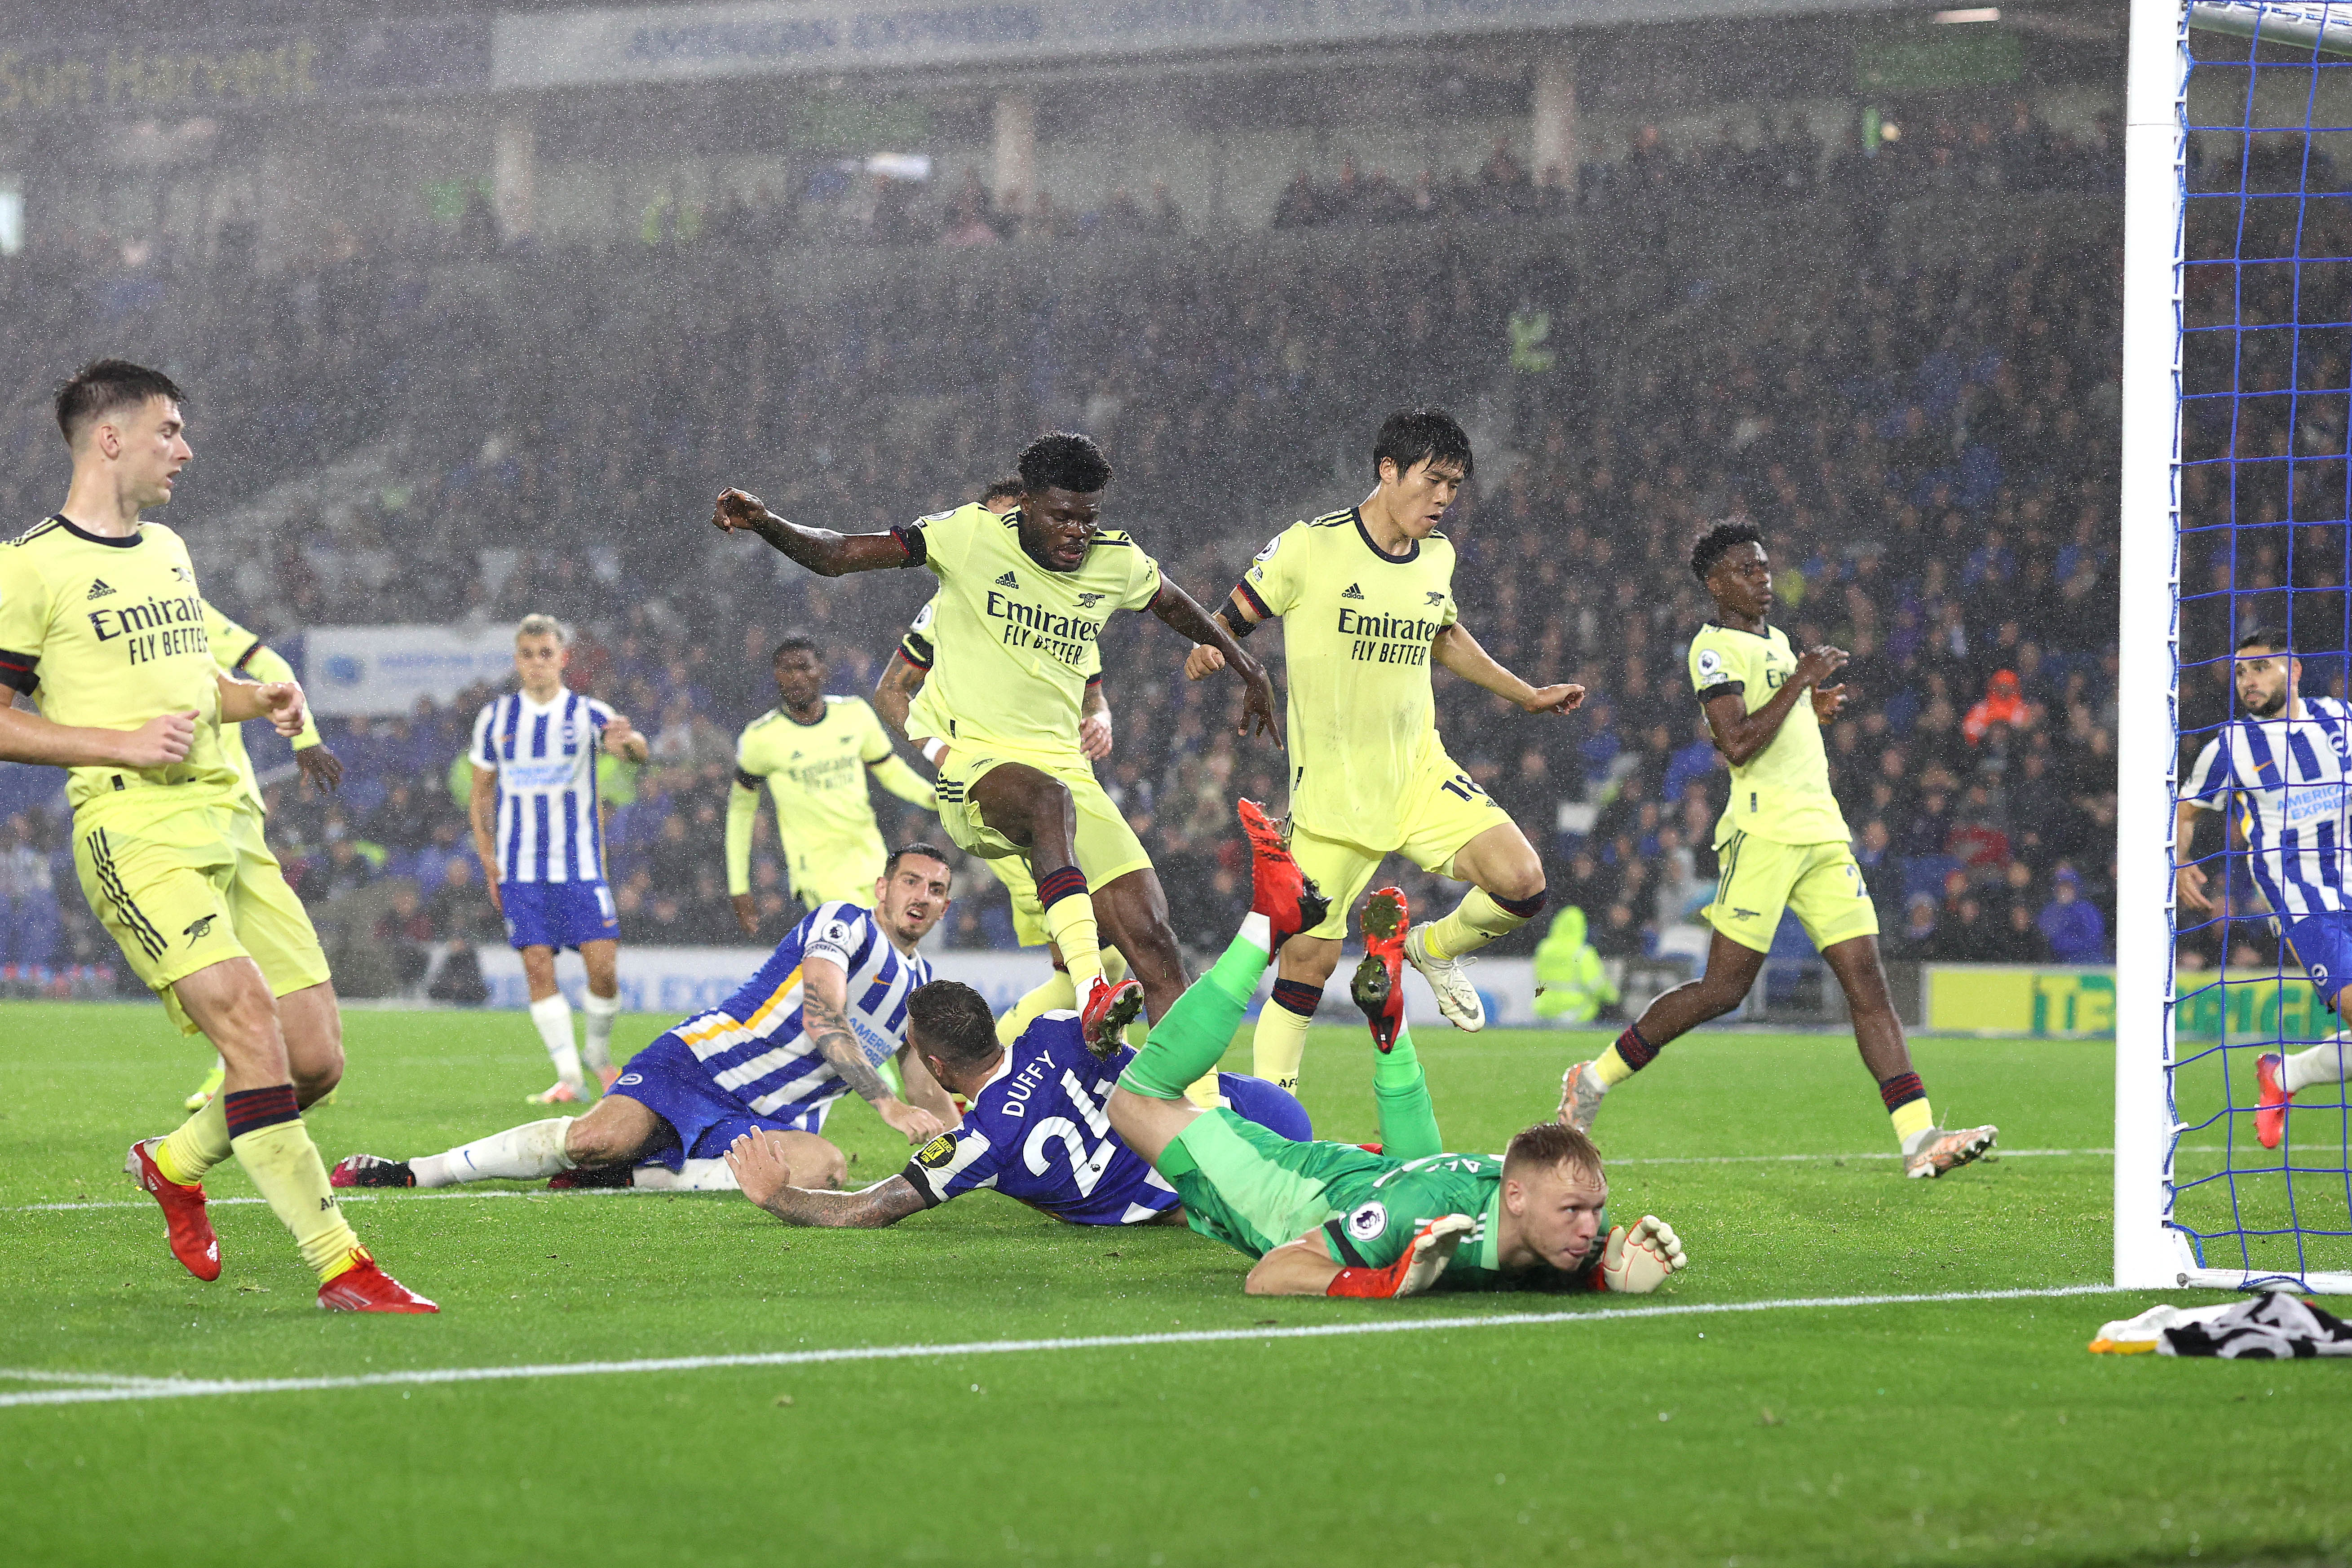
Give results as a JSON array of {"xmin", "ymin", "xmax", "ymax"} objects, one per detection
[{"xmin": 502, "ymin": 879, "xmax": 619, "ymax": 952}]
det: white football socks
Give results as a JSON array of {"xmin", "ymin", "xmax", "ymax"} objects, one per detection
[
  {"xmin": 530, "ymin": 992, "xmax": 585, "ymax": 1087},
  {"xmin": 2283, "ymin": 1037, "xmax": 2352, "ymax": 1095},
  {"xmin": 411, "ymin": 1117, "xmax": 577, "ymax": 1188},
  {"xmin": 581, "ymin": 990, "xmax": 622, "ymax": 1073}
]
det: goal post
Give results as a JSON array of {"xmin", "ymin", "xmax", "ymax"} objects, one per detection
[{"xmin": 2118, "ymin": 0, "xmax": 2352, "ymax": 1292}]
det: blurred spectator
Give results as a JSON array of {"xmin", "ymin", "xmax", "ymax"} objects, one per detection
[{"xmin": 2038, "ymin": 867, "xmax": 2109, "ymax": 963}]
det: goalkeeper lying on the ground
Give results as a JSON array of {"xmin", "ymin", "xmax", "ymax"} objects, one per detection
[{"xmin": 1102, "ymin": 800, "xmax": 1689, "ymax": 1299}]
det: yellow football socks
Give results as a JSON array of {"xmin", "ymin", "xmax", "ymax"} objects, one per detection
[
  {"xmin": 1251, "ymin": 976, "xmax": 1320, "ymax": 1091},
  {"xmin": 1423, "ymin": 887, "xmax": 1538, "ymax": 962},
  {"xmin": 997, "ymin": 969, "xmax": 1076, "ymax": 1046},
  {"xmin": 1592, "ymin": 1042, "xmax": 1637, "ymax": 1087},
  {"xmin": 1037, "ymin": 867, "xmax": 1103, "ymax": 997},
  {"xmin": 223, "ymin": 1086, "xmax": 363, "ymax": 1281},
  {"xmin": 155, "ymin": 1094, "xmax": 232, "ymax": 1186},
  {"xmin": 1891, "ymin": 1097, "xmax": 1935, "ymax": 1149}
]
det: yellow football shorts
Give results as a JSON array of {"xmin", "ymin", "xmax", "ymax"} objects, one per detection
[
  {"xmin": 789, "ymin": 842, "xmax": 889, "ymax": 914},
  {"xmin": 1702, "ymin": 830, "xmax": 1880, "ymax": 956},
  {"xmin": 932, "ymin": 744, "xmax": 1153, "ymax": 892},
  {"xmin": 226, "ymin": 804, "xmax": 332, "ymax": 999},
  {"xmin": 1287, "ymin": 748, "xmax": 1514, "ymax": 942},
  {"xmin": 72, "ymin": 796, "xmax": 248, "ymax": 1035}
]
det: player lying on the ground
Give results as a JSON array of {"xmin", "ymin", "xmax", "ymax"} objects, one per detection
[
  {"xmin": 721, "ymin": 982, "xmax": 1309, "ymax": 1228},
  {"xmin": 1560, "ymin": 521, "xmax": 1998, "ymax": 1179},
  {"xmin": 710, "ymin": 431, "xmax": 1278, "ymax": 1053},
  {"xmin": 1099, "ymin": 801, "xmax": 1688, "ymax": 1298},
  {"xmin": 332, "ymin": 846, "xmax": 959, "ymax": 1194},
  {"xmin": 2178, "ymin": 625, "xmax": 2352, "ymax": 1149}
]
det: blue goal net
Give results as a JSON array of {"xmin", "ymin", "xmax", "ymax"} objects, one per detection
[{"xmin": 2162, "ymin": 0, "xmax": 2352, "ymax": 1288}]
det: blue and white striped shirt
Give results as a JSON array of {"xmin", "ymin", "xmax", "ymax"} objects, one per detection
[
  {"xmin": 674, "ymin": 900, "xmax": 935, "ymax": 1133},
  {"xmin": 471, "ymin": 689, "xmax": 615, "ymax": 885},
  {"xmin": 2186, "ymin": 695, "xmax": 2352, "ymax": 918}
]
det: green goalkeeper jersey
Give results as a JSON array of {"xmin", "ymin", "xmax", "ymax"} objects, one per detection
[{"xmin": 1166, "ymin": 1113, "xmax": 1596, "ymax": 1293}]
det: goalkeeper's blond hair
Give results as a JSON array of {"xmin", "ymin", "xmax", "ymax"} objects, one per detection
[
  {"xmin": 1503, "ymin": 1121, "xmax": 1604, "ymax": 1184},
  {"xmin": 514, "ymin": 612, "xmax": 570, "ymax": 647}
]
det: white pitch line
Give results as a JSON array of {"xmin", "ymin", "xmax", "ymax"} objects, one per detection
[{"xmin": 0, "ymin": 1282, "xmax": 2130, "ymax": 1411}]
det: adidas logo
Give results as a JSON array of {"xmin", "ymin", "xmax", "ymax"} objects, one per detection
[
  {"xmin": 86, "ymin": 579, "xmax": 115, "ymax": 600},
  {"xmin": 1341, "ymin": 583, "xmax": 1364, "ymax": 601},
  {"xmin": 994, "ymin": 570, "xmax": 1020, "ymax": 588}
]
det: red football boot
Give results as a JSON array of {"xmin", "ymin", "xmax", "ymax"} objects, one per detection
[
  {"xmin": 1079, "ymin": 973, "xmax": 1147, "ymax": 1060},
  {"xmin": 2256, "ymin": 1052, "xmax": 2291, "ymax": 1151},
  {"xmin": 317, "ymin": 1250, "xmax": 438, "ymax": 1313},
  {"xmin": 124, "ymin": 1138, "xmax": 221, "ymax": 1282},
  {"xmin": 1351, "ymin": 887, "xmax": 1411, "ymax": 1053},
  {"xmin": 330, "ymin": 1154, "xmax": 417, "ymax": 1189},
  {"xmin": 1236, "ymin": 798, "xmax": 1330, "ymax": 951}
]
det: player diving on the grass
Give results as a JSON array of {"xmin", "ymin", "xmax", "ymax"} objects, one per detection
[
  {"xmin": 1182, "ymin": 409, "xmax": 1585, "ymax": 1091},
  {"xmin": 1100, "ymin": 800, "xmax": 1688, "ymax": 1298},
  {"xmin": 873, "ymin": 477, "xmax": 1133, "ymax": 1052},
  {"xmin": 332, "ymin": 845, "xmax": 960, "ymax": 1195},
  {"xmin": 720, "ymin": 977, "xmax": 1310, "ymax": 1229},
  {"xmin": 709, "ymin": 431, "xmax": 1280, "ymax": 1055},
  {"xmin": 0, "ymin": 359, "xmax": 431, "ymax": 1310},
  {"xmin": 727, "ymin": 633, "xmax": 938, "ymax": 934},
  {"xmin": 1560, "ymin": 521, "xmax": 1998, "ymax": 1179},
  {"xmin": 469, "ymin": 614, "xmax": 650, "ymax": 1104},
  {"xmin": 2178, "ymin": 626, "xmax": 2352, "ymax": 1150}
]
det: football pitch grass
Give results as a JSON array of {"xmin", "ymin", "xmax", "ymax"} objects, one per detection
[{"xmin": 4, "ymin": 1003, "xmax": 2351, "ymax": 1568}]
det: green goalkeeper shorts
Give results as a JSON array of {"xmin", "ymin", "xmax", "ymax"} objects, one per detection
[{"xmin": 1158, "ymin": 1109, "xmax": 1389, "ymax": 1259}]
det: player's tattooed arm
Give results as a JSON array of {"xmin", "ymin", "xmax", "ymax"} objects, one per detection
[
  {"xmin": 710, "ymin": 489, "xmax": 914, "ymax": 576},
  {"xmin": 725, "ymin": 1132, "xmax": 930, "ymax": 1228},
  {"xmin": 1431, "ymin": 623, "xmax": 1585, "ymax": 716},
  {"xmin": 1702, "ymin": 645, "xmax": 1845, "ymax": 766},
  {"xmin": 1149, "ymin": 580, "xmax": 1282, "ymax": 747},
  {"xmin": 803, "ymin": 957, "xmax": 946, "ymax": 1142}
]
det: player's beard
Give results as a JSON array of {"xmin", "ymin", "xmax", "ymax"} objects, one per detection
[{"xmin": 2246, "ymin": 684, "xmax": 2290, "ymax": 718}]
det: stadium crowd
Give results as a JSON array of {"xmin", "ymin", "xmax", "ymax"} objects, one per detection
[{"xmin": 0, "ymin": 93, "xmax": 2158, "ymax": 1000}]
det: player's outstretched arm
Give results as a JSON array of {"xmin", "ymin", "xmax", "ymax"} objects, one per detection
[
  {"xmin": 1149, "ymin": 581, "xmax": 1282, "ymax": 746},
  {"xmin": 803, "ymin": 956, "xmax": 946, "ymax": 1144},
  {"xmin": 1432, "ymin": 623, "xmax": 1584, "ymax": 716},
  {"xmin": 0, "ymin": 703, "xmax": 195, "ymax": 769},
  {"xmin": 725, "ymin": 1131, "xmax": 930, "ymax": 1228},
  {"xmin": 710, "ymin": 489, "xmax": 913, "ymax": 577}
]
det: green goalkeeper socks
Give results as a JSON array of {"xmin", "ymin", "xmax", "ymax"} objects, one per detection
[
  {"xmin": 1119, "ymin": 914, "xmax": 1273, "ymax": 1100},
  {"xmin": 1372, "ymin": 1025, "xmax": 1444, "ymax": 1162}
]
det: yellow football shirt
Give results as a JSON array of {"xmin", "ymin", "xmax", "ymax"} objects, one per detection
[
  {"xmin": 1687, "ymin": 621, "xmax": 1850, "ymax": 846},
  {"xmin": 904, "ymin": 504, "xmax": 1158, "ymax": 762},
  {"xmin": 1241, "ymin": 508, "xmax": 1460, "ymax": 848},
  {"xmin": 0, "ymin": 515, "xmax": 237, "ymax": 814},
  {"xmin": 728, "ymin": 696, "xmax": 915, "ymax": 896}
]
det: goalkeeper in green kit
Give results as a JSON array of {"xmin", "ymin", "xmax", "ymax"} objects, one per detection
[{"xmin": 1104, "ymin": 801, "xmax": 1689, "ymax": 1299}]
